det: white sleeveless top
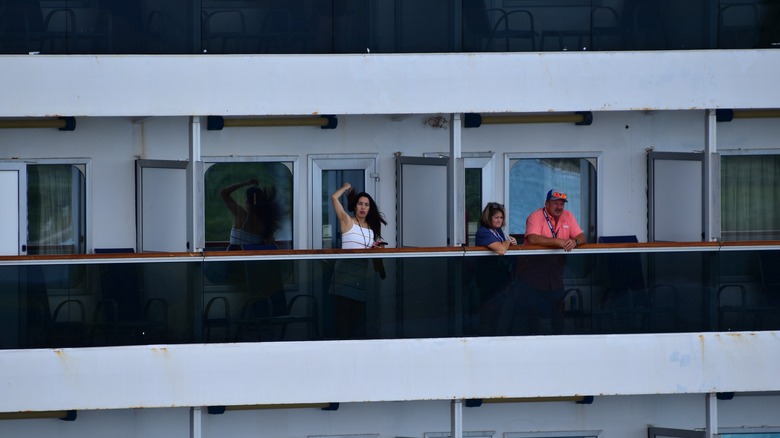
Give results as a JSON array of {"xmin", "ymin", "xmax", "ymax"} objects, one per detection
[
  {"xmin": 341, "ymin": 222, "xmax": 374, "ymax": 249},
  {"xmin": 229, "ymin": 227, "xmax": 265, "ymax": 245}
]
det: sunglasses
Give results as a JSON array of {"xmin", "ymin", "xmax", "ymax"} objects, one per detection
[
  {"xmin": 551, "ymin": 192, "xmax": 567, "ymax": 199},
  {"xmin": 489, "ymin": 202, "xmax": 504, "ymax": 208}
]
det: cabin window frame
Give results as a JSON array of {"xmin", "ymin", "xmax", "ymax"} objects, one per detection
[
  {"xmin": 308, "ymin": 153, "xmax": 379, "ymax": 250},
  {"xmin": 0, "ymin": 158, "xmax": 91, "ymax": 255},
  {"xmin": 202, "ymin": 155, "xmax": 299, "ymax": 250},
  {"xmin": 503, "ymin": 152, "xmax": 599, "ymax": 242},
  {"xmin": 718, "ymin": 149, "xmax": 780, "ymax": 242}
]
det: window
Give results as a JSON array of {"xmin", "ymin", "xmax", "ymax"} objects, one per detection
[
  {"xmin": 27, "ymin": 163, "xmax": 87, "ymax": 255},
  {"xmin": 506, "ymin": 155, "xmax": 597, "ymax": 242},
  {"xmin": 321, "ymin": 168, "xmax": 367, "ymax": 249},
  {"xmin": 204, "ymin": 160, "xmax": 295, "ymax": 250},
  {"xmin": 721, "ymin": 154, "xmax": 780, "ymax": 241},
  {"xmin": 309, "ymin": 154, "xmax": 378, "ymax": 250}
]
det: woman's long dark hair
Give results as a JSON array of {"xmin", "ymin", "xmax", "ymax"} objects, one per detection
[
  {"xmin": 347, "ymin": 191, "xmax": 387, "ymax": 241},
  {"xmin": 245, "ymin": 186, "xmax": 281, "ymax": 240}
]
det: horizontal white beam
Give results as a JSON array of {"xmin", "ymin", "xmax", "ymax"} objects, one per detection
[
  {"xmin": 1, "ymin": 331, "xmax": 778, "ymax": 413},
  {"xmin": 2, "ymin": 50, "xmax": 779, "ymax": 117}
]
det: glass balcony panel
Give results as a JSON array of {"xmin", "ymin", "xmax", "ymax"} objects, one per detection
[
  {"xmin": 3, "ymin": 0, "xmax": 777, "ymax": 54},
  {"xmin": 2, "ymin": 246, "xmax": 779, "ymax": 350}
]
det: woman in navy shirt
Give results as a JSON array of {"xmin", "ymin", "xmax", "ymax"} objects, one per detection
[
  {"xmin": 475, "ymin": 202, "xmax": 517, "ymax": 255},
  {"xmin": 473, "ymin": 202, "xmax": 517, "ymax": 335}
]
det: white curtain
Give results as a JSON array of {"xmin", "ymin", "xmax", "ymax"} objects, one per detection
[
  {"xmin": 27, "ymin": 164, "xmax": 84, "ymax": 254},
  {"xmin": 721, "ymin": 155, "xmax": 780, "ymax": 241}
]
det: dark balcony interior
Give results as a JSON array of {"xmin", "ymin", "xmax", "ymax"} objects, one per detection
[
  {"xmin": 1, "ymin": 0, "xmax": 779, "ymax": 55},
  {"xmin": 2, "ymin": 245, "xmax": 778, "ymax": 350}
]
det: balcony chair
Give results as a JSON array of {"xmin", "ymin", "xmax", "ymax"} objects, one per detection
[
  {"xmin": 203, "ymin": 296, "xmax": 232, "ymax": 342},
  {"xmin": 50, "ymin": 299, "xmax": 86, "ymax": 347},
  {"xmin": 232, "ymin": 244, "xmax": 319, "ymax": 341},
  {"xmin": 719, "ymin": 250, "xmax": 780, "ymax": 331},
  {"xmin": 485, "ymin": 9, "xmax": 536, "ymax": 52},
  {"xmin": 461, "ymin": 1, "xmax": 505, "ymax": 52},
  {"xmin": 40, "ymin": 8, "xmax": 76, "ymax": 53},
  {"xmin": 562, "ymin": 287, "xmax": 585, "ymax": 334},
  {"xmin": 90, "ymin": 248, "xmax": 169, "ymax": 345},
  {"xmin": 203, "ymin": 9, "xmax": 246, "ymax": 53},
  {"xmin": 758, "ymin": 251, "xmax": 780, "ymax": 328},
  {"xmin": 718, "ymin": 4, "xmax": 760, "ymax": 49},
  {"xmin": 590, "ymin": 6, "xmax": 625, "ymax": 51},
  {"xmin": 594, "ymin": 235, "xmax": 679, "ymax": 333}
]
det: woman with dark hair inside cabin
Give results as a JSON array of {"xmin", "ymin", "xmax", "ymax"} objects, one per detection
[
  {"xmin": 220, "ymin": 178, "xmax": 281, "ymax": 250},
  {"xmin": 330, "ymin": 182, "xmax": 387, "ymax": 338},
  {"xmin": 221, "ymin": 178, "xmax": 285, "ymax": 321}
]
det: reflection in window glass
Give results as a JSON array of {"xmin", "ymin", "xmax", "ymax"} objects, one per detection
[
  {"xmin": 507, "ymin": 157, "xmax": 595, "ymax": 241},
  {"xmin": 27, "ymin": 164, "xmax": 86, "ymax": 255},
  {"xmin": 204, "ymin": 162, "xmax": 294, "ymax": 249},
  {"xmin": 721, "ymin": 155, "xmax": 780, "ymax": 241}
]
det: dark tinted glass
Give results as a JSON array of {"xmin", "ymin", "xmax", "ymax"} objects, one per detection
[
  {"xmin": 2, "ymin": 0, "xmax": 777, "ymax": 54},
  {"xmin": 2, "ymin": 247, "xmax": 779, "ymax": 349}
]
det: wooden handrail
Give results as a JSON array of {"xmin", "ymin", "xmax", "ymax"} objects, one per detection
[{"xmin": 1, "ymin": 240, "xmax": 779, "ymax": 263}]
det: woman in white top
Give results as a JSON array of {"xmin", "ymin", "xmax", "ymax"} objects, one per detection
[
  {"xmin": 330, "ymin": 182, "xmax": 386, "ymax": 249},
  {"xmin": 329, "ymin": 182, "xmax": 387, "ymax": 338}
]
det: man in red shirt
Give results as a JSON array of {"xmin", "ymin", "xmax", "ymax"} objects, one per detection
[
  {"xmin": 516, "ymin": 189, "xmax": 587, "ymax": 334},
  {"xmin": 524, "ymin": 189, "xmax": 586, "ymax": 250}
]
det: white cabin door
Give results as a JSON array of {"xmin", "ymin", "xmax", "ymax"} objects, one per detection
[
  {"xmin": 310, "ymin": 155, "xmax": 378, "ymax": 249},
  {"xmin": 648, "ymin": 152, "xmax": 704, "ymax": 242},
  {"xmin": 136, "ymin": 160, "xmax": 188, "ymax": 252},
  {"xmin": 396, "ymin": 156, "xmax": 449, "ymax": 247},
  {"xmin": 0, "ymin": 164, "xmax": 27, "ymax": 255}
]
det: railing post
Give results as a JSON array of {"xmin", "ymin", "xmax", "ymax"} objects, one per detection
[
  {"xmin": 448, "ymin": 113, "xmax": 465, "ymax": 247},
  {"xmin": 188, "ymin": 116, "xmax": 204, "ymax": 252},
  {"xmin": 704, "ymin": 109, "xmax": 720, "ymax": 242},
  {"xmin": 705, "ymin": 393, "xmax": 718, "ymax": 438},
  {"xmin": 451, "ymin": 399, "xmax": 463, "ymax": 438},
  {"xmin": 190, "ymin": 406, "xmax": 203, "ymax": 438}
]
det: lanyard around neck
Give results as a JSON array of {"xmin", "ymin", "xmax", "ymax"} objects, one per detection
[
  {"xmin": 490, "ymin": 228, "xmax": 504, "ymax": 242},
  {"xmin": 355, "ymin": 219, "xmax": 372, "ymax": 248},
  {"xmin": 542, "ymin": 208, "xmax": 557, "ymax": 238}
]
